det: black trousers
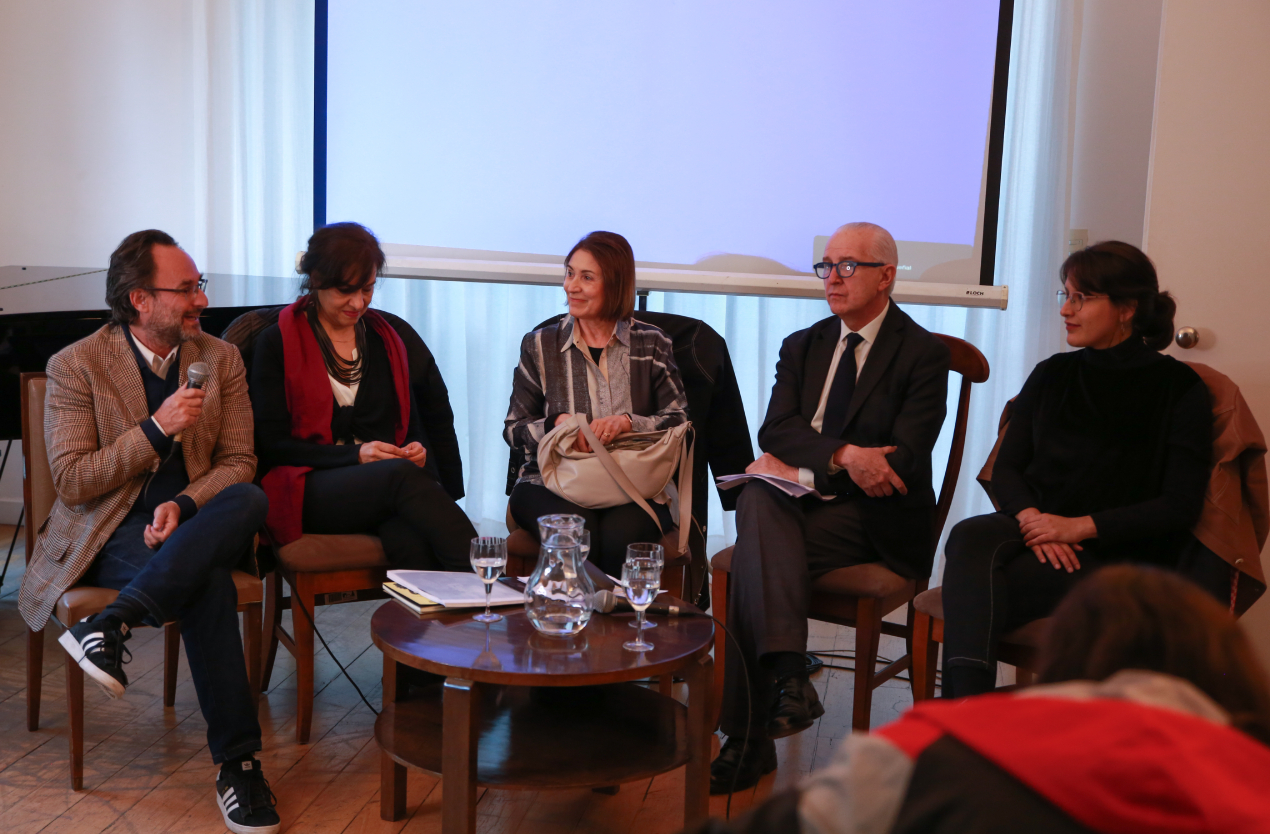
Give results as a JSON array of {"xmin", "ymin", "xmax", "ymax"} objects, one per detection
[
  {"xmin": 303, "ymin": 458, "xmax": 477, "ymax": 571},
  {"xmin": 941, "ymin": 512, "xmax": 1103, "ymax": 686},
  {"xmin": 720, "ymin": 481, "xmax": 882, "ymax": 739},
  {"xmin": 508, "ymin": 482, "xmax": 673, "ymax": 576}
]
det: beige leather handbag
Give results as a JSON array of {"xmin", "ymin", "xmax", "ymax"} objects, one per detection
[{"xmin": 537, "ymin": 414, "xmax": 693, "ymax": 554}]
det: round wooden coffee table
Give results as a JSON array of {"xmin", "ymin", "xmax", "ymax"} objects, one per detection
[{"xmin": 370, "ymin": 600, "xmax": 715, "ymax": 834}]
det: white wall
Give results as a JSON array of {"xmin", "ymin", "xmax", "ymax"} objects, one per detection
[
  {"xmin": 1069, "ymin": 0, "xmax": 1164, "ymax": 247},
  {"xmin": 0, "ymin": 2, "xmax": 203, "ymax": 269},
  {"xmin": 1145, "ymin": 0, "xmax": 1270, "ymax": 663}
]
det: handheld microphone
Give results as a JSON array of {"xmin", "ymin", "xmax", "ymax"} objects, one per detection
[
  {"xmin": 594, "ymin": 589, "xmax": 693, "ymax": 617},
  {"xmin": 186, "ymin": 362, "xmax": 210, "ymax": 390},
  {"xmin": 175, "ymin": 362, "xmax": 211, "ymax": 442}
]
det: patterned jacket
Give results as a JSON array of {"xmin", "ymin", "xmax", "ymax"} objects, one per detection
[
  {"xmin": 19, "ymin": 325, "xmax": 256, "ymax": 629},
  {"xmin": 503, "ymin": 315, "xmax": 688, "ymax": 484}
]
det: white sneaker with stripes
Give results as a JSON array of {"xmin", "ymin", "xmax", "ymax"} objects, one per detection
[{"xmin": 58, "ymin": 615, "xmax": 131, "ymax": 699}]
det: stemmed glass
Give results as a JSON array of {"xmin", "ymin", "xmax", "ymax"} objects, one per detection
[
  {"xmin": 625, "ymin": 543, "xmax": 664, "ymax": 629},
  {"xmin": 470, "ymin": 536, "xmax": 508, "ymax": 624},
  {"xmin": 621, "ymin": 556, "xmax": 661, "ymax": 652}
]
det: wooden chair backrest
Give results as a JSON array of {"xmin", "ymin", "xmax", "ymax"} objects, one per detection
[
  {"xmin": 932, "ymin": 335, "xmax": 991, "ymax": 548},
  {"xmin": 20, "ymin": 373, "xmax": 54, "ymax": 565}
]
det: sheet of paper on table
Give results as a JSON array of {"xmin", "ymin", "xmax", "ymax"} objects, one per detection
[
  {"xmin": 715, "ymin": 473, "xmax": 825, "ymax": 500},
  {"xmin": 387, "ymin": 570, "xmax": 524, "ymax": 607}
]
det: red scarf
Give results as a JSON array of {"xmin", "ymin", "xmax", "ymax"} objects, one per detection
[
  {"xmin": 261, "ymin": 298, "xmax": 412, "ymax": 545},
  {"xmin": 878, "ymin": 695, "xmax": 1270, "ymax": 834}
]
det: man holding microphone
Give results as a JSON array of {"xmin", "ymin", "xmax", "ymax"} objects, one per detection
[{"xmin": 18, "ymin": 230, "xmax": 279, "ymax": 833}]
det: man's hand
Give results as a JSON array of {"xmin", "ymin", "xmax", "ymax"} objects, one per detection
[
  {"xmin": 400, "ymin": 441, "xmax": 427, "ymax": 468},
  {"xmin": 745, "ymin": 452, "xmax": 800, "ymax": 482},
  {"xmin": 359, "ymin": 441, "xmax": 405, "ymax": 464},
  {"xmin": 144, "ymin": 501, "xmax": 181, "ymax": 548},
  {"xmin": 152, "ymin": 385, "xmax": 206, "ymax": 435},
  {"xmin": 831, "ymin": 445, "xmax": 907, "ymax": 497}
]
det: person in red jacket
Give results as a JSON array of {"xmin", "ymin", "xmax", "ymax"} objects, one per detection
[{"xmin": 690, "ymin": 565, "xmax": 1270, "ymax": 834}]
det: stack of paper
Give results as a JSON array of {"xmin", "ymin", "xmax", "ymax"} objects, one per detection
[{"xmin": 385, "ymin": 570, "xmax": 523, "ymax": 611}]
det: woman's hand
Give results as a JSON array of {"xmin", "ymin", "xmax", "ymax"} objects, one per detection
[
  {"xmin": 400, "ymin": 441, "xmax": 427, "ymax": 468},
  {"xmin": 573, "ymin": 414, "xmax": 631, "ymax": 453},
  {"xmin": 1018, "ymin": 512, "xmax": 1096, "ymax": 546},
  {"xmin": 359, "ymin": 440, "xmax": 404, "ymax": 464},
  {"xmin": 1031, "ymin": 542, "xmax": 1083, "ymax": 573}
]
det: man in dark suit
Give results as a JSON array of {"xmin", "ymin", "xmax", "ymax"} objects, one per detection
[{"xmin": 711, "ymin": 222, "xmax": 950, "ymax": 792}]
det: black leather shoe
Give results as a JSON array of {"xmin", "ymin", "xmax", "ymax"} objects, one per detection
[
  {"xmin": 765, "ymin": 675, "xmax": 825, "ymax": 739},
  {"xmin": 709, "ymin": 735, "xmax": 777, "ymax": 795}
]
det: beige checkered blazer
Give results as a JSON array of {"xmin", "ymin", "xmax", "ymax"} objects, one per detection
[{"xmin": 18, "ymin": 325, "xmax": 257, "ymax": 629}]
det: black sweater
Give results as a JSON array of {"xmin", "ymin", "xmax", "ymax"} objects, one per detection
[
  {"xmin": 250, "ymin": 322, "xmax": 429, "ymax": 474},
  {"xmin": 992, "ymin": 339, "xmax": 1212, "ymax": 566}
]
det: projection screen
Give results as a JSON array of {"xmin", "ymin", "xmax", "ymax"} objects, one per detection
[{"xmin": 323, "ymin": 1, "xmax": 1013, "ymax": 308}]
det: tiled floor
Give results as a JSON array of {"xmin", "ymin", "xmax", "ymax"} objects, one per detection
[{"xmin": 0, "ymin": 524, "xmax": 927, "ymax": 833}]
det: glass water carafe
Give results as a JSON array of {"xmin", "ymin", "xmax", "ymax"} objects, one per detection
[{"xmin": 524, "ymin": 514, "xmax": 595, "ymax": 636}]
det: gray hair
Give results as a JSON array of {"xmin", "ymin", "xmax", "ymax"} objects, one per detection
[{"xmin": 832, "ymin": 222, "xmax": 899, "ymax": 266}]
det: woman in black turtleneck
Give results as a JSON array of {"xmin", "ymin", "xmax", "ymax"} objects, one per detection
[{"xmin": 940, "ymin": 241, "xmax": 1212, "ymax": 698}]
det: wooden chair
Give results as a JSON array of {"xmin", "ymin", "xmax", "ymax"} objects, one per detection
[
  {"xmin": 259, "ymin": 534, "xmax": 389, "ymax": 743},
  {"xmin": 709, "ymin": 334, "xmax": 990, "ymax": 731},
  {"xmin": 909, "ymin": 589, "xmax": 1049, "ymax": 700},
  {"xmin": 21, "ymin": 373, "xmax": 263, "ymax": 790}
]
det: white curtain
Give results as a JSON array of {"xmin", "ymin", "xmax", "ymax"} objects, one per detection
[
  {"xmin": 216, "ymin": 1, "xmax": 1077, "ymax": 573},
  {"xmin": 195, "ymin": 0, "xmax": 314, "ymax": 303}
]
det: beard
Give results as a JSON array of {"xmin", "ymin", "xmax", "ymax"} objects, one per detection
[{"xmin": 143, "ymin": 302, "xmax": 201, "ymax": 346}]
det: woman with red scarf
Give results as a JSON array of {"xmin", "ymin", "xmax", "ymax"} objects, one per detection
[{"xmin": 250, "ymin": 222, "xmax": 476, "ymax": 569}]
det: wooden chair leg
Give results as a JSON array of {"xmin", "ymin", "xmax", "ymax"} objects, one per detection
[
  {"xmin": 64, "ymin": 641, "xmax": 84, "ymax": 791},
  {"xmin": 27, "ymin": 627, "xmax": 45, "ymax": 731},
  {"xmin": 260, "ymin": 570, "xmax": 283, "ymax": 691},
  {"xmin": 291, "ymin": 574, "xmax": 316, "ymax": 744},
  {"xmin": 910, "ymin": 610, "xmax": 938, "ymax": 702},
  {"xmin": 710, "ymin": 569, "xmax": 728, "ymax": 731},
  {"xmin": 242, "ymin": 601, "xmax": 263, "ymax": 704},
  {"xmin": 163, "ymin": 622, "xmax": 180, "ymax": 707},
  {"xmin": 851, "ymin": 598, "xmax": 882, "ymax": 731}
]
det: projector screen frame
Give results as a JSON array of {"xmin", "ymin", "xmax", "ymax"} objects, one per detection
[{"xmin": 313, "ymin": 0, "xmax": 1016, "ymax": 294}]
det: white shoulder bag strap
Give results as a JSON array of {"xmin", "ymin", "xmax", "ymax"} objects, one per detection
[{"xmin": 575, "ymin": 418, "xmax": 693, "ymax": 556}]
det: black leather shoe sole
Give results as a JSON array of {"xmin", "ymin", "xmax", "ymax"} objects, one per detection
[{"xmin": 709, "ymin": 741, "xmax": 778, "ymax": 794}]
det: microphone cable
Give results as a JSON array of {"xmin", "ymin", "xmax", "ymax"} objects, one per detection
[{"xmin": 285, "ymin": 591, "xmax": 382, "ymax": 717}]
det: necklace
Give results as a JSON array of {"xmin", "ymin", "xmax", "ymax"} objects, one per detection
[{"xmin": 306, "ymin": 303, "xmax": 366, "ymax": 385}]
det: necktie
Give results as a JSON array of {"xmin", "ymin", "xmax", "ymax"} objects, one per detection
[{"xmin": 820, "ymin": 332, "xmax": 865, "ymax": 439}]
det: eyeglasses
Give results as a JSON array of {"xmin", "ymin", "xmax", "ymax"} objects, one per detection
[
  {"xmin": 148, "ymin": 276, "xmax": 208, "ymax": 299},
  {"xmin": 813, "ymin": 260, "xmax": 886, "ymax": 280},
  {"xmin": 1056, "ymin": 288, "xmax": 1108, "ymax": 312}
]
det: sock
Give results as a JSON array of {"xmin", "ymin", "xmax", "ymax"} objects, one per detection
[
  {"xmin": 99, "ymin": 596, "xmax": 148, "ymax": 630},
  {"xmin": 222, "ymin": 753, "xmax": 256, "ymax": 773},
  {"xmin": 944, "ymin": 665, "xmax": 995, "ymax": 699},
  {"xmin": 762, "ymin": 651, "xmax": 808, "ymax": 682}
]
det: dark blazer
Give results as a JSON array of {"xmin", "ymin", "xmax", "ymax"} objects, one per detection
[{"xmin": 758, "ymin": 302, "xmax": 950, "ymax": 573}]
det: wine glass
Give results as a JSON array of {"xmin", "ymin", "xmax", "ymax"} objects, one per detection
[
  {"xmin": 625, "ymin": 543, "xmax": 664, "ymax": 629},
  {"xmin": 621, "ymin": 557, "xmax": 661, "ymax": 652},
  {"xmin": 470, "ymin": 536, "xmax": 507, "ymax": 624}
]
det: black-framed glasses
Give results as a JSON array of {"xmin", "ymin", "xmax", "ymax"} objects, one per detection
[
  {"xmin": 148, "ymin": 276, "xmax": 208, "ymax": 299},
  {"xmin": 813, "ymin": 260, "xmax": 886, "ymax": 280},
  {"xmin": 1056, "ymin": 288, "xmax": 1108, "ymax": 312}
]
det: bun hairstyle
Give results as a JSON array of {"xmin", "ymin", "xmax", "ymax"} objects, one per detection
[
  {"xmin": 298, "ymin": 222, "xmax": 385, "ymax": 295},
  {"xmin": 1059, "ymin": 241, "xmax": 1177, "ymax": 350}
]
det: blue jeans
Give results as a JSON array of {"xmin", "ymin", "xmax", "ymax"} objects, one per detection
[{"xmin": 83, "ymin": 482, "xmax": 269, "ymax": 764}]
